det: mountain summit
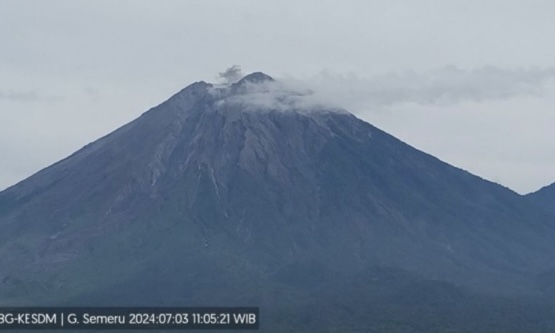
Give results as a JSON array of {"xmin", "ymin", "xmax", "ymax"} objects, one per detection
[
  {"xmin": 235, "ymin": 71, "xmax": 274, "ymax": 84},
  {"xmin": 1, "ymin": 73, "xmax": 555, "ymax": 331}
]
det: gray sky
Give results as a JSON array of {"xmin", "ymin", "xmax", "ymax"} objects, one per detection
[{"xmin": 1, "ymin": 0, "xmax": 555, "ymax": 194}]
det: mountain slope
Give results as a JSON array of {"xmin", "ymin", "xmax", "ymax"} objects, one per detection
[
  {"xmin": 527, "ymin": 182, "xmax": 555, "ymax": 214},
  {"xmin": 1, "ymin": 73, "xmax": 554, "ymax": 331}
]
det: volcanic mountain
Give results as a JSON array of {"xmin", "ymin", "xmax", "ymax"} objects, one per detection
[{"xmin": 1, "ymin": 72, "xmax": 554, "ymax": 332}]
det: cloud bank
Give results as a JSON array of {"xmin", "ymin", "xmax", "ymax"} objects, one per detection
[
  {"xmin": 280, "ymin": 66, "xmax": 555, "ymax": 111},
  {"xmin": 0, "ymin": 90, "xmax": 41, "ymax": 102},
  {"xmin": 212, "ymin": 66, "xmax": 555, "ymax": 115},
  {"xmin": 0, "ymin": 90, "xmax": 63, "ymax": 103},
  {"xmin": 212, "ymin": 79, "xmax": 340, "ymax": 113}
]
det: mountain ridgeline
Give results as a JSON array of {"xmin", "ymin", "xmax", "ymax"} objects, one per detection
[
  {"xmin": 0, "ymin": 73, "xmax": 554, "ymax": 332},
  {"xmin": 528, "ymin": 182, "xmax": 555, "ymax": 214}
]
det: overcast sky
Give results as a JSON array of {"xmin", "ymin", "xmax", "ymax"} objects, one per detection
[{"xmin": 1, "ymin": 0, "xmax": 555, "ymax": 194}]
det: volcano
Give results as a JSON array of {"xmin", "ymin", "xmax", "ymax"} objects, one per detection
[{"xmin": 1, "ymin": 73, "xmax": 554, "ymax": 332}]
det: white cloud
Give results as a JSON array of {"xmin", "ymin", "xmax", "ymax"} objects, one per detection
[
  {"xmin": 209, "ymin": 66, "xmax": 555, "ymax": 119},
  {"xmin": 212, "ymin": 79, "xmax": 340, "ymax": 113},
  {"xmin": 277, "ymin": 66, "xmax": 555, "ymax": 112}
]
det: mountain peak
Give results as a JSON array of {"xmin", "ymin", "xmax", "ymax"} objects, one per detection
[
  {"xmin": 225, "ymin": 72, "xmax": 280, "ymax": 100},
  {"xmin": 235, "ymin": 72, "xmax": 274, "ymax": 85}
]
